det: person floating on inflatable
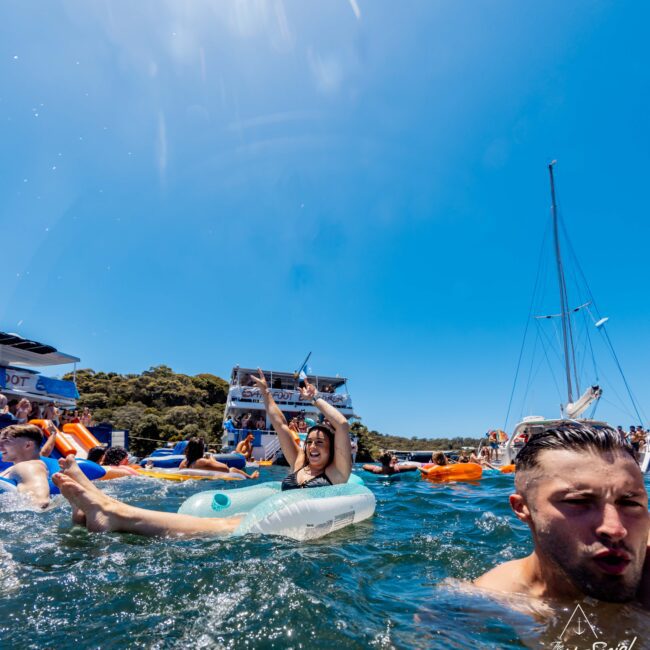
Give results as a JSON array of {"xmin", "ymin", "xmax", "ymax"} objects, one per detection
[
  {"xmin": 0, "ymin": 425, "xmax": 52, "ymax": 508},
  {"xmin": 181, "ymin": 437, "xmax": 258, "ymax": 479},
  {"xmin": 52, "ymin": 370, "xmax": 353, "ymax": 537}
]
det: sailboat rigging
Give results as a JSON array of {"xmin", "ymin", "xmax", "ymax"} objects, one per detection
[{"xmin": 500, "ymin": 163, "xmax": 646, "ymax": 469}]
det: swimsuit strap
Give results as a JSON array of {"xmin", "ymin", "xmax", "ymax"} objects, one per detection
[{"xmin": 281, "ymin": 469, "xmax": 333, "ymax": 491}]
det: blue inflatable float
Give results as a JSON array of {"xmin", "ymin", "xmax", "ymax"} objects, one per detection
[
  {"xmin": 140, "ymin": 445, "xmax": 247, "ymax": 470},
  {"xmin": 0, "ymin": 453, "xmax": 105, "ymax": 495}
]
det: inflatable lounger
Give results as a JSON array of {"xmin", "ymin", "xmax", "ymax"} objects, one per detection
[
  {"xmin": 136, "ymin": 467, "xmax": 244, "ymax": 482},
  {"xmin": 419, "ymin": 462, "xmax": 483, "ymax": 482},
  {"xmin": 140, "ymin": 452, "xmax": 247, "ymax": 470},
  {"xmin": 179, "ymin": 477, "xmax": 374, "ymax": 541}
]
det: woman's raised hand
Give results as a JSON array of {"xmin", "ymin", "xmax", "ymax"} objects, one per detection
[
  {"xmin": 299, "ymin": 378, "xmax": 318, "ymax": 401},
  {"xmin": 249, "ymin": 368, "xmax": 269, "ymax": 395}
]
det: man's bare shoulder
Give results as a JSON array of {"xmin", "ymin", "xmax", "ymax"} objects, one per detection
[
  {"xmin": 474, "ymin": 557, "xmax": 533, "ymax": 595},
  {"xmin": 11, "ymin": 459, "xmax": 48, "ymax": 478}
]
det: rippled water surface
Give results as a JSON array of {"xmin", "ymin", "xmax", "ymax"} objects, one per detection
[{"xmin": 1, "ymin": 467, "xmax": 648, "ymax": 649}]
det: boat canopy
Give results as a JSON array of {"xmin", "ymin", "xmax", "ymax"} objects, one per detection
[
  {"xmin": 230, "ymin": 367, "xmax": 347, "ymax": 391},
  {"xmin": 0, "ymin": 332, "xmax": 80, "ymax": 406},
  {"xmin": 0, "ymin": 332, "xmax": 80, "ymax": 367}
]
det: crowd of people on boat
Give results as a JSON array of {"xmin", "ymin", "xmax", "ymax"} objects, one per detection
[
  {"xmin": 225, "ymin": 409, "xmax": 324, "ymax": 438},
  {"xmin": 0, "ymin": 395, "xmax": 94, "ymax": 428},
  {"xmin": 616, "ymin": 424, "xmax": 648, "ymax": 455}
]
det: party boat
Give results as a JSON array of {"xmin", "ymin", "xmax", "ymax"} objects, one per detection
[{"xmin": 222, "ymin": 364, "xmax": 357, "ymax": 462}]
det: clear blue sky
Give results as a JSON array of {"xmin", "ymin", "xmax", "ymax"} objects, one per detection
[{"xmin": 1, "ymin": 1, "xmax": 649, "ymax": 437}]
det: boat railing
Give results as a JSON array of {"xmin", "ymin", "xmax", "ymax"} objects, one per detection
[
  {"xmin": 228, "ymin": 386, "xmax": 352, "ymax": 408},
  {"xmin": 262, "ymin": 436, "xmax": 282, "ymax": 462}
]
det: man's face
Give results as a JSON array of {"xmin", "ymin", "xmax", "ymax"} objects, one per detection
[
  {"xmin": 519, "ymin": 448, "xmax": 649, "ymax": 602},
  {"xmin": 0, "ymin": 434, "xmax": 32, "ymax": 462}
]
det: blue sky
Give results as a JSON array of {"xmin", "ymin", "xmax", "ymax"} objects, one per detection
[{"xmin": 1, "ymin": 1, "xmax": 649, "ymax": 437}]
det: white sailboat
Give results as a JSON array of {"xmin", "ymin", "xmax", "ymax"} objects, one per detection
[{"xmin": 500, "ymin": 163, "xmax": 647, "ymax": 469}]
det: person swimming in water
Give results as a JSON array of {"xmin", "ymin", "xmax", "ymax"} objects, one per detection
[
  {"xmin": 362, "ymin": 451, "xmax": 418, "ymax": 476},
  {"xmin": 0, "ymin": 424, "xmax": 50, "ymax": 508},
  {"xmin": 474, "ymin": 424, "xmax": 650, "ymax": 609},
  {"xmin": 51, "ymin": 369, "xmax": 351, "ymax": 536}
]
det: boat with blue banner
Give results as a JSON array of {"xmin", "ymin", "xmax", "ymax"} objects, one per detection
[
  {"xmin": 0, "ymin": 331, "xmax": 79, "ymax": 408},
  {"xmin": 0, "ymin": 332, "xmax": 121, "ymax": 457}
]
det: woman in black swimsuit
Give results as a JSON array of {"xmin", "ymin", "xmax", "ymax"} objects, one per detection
[
  {"xmin": 53, "ymin": 367, "xmax": 352, "ymax": 536},
  {"xmin": 250, "ymin": 368, "xmax": 352, "ymax": 490}
]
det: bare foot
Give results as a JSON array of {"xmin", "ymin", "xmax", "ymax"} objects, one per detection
[
  {"xmin": 52, "ymin": 473, "xmax": 121, "ymax": 533},
  {"xmin": 58, "ymin": 456, "xmax": 99, "ymax": 491},
  {"xmin": 249, "ymin": 470, "xmax": 260, "ymax": 480}
]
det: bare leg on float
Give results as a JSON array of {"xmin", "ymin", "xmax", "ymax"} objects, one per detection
[
  {"xmin": 230, "ymin": 468, "xmax": 260, "ymax": 480},
  {"xmin": 53, "ymin": 459, "xmax": 242, "ymax": 538}
]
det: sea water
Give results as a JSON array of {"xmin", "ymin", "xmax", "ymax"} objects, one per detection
[{"xmin": 1, "ymin": 467, "xmax": 648, "ymax": 649}]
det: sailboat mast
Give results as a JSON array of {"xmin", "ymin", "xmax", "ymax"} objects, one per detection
[{"xmin": 549, "ymin": 161, "xmax": 575, "ymax": 405}]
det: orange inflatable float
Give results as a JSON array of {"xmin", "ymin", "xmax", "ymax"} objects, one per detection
[
  {"xmin": 419, "ymin": 462, "xmax": 483, "ymax": 482},
  {"xmin": 499, "ymin": 464, "xmax": 516, "ymax": 474}
]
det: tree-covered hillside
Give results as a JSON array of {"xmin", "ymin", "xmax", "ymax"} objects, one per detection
[
  {"xmin": 351, "ymin": 423, "xmax": 482, "ymax": 461},
  {"xmin": 63, "ymin": 365, "xmax": 229, "ymax": 456},
  {"xmin": 64, "ymin": 366, "xmax": 482, "ymax": 459}
]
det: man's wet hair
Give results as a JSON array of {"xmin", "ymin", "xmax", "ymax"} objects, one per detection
[
  {"xmin": 103, "ymin": 446, "xmax": 129, "ymax": 466},
  {"xmin": 0, "ymin": 423, "xmax": 44, "ymax": 446},
  {"xmin": 515, "ymin": 423, "xmax": 636, "ymax": 471},
  {"xmin": 87, "ymin": 446, "xmax": 106, "ymax": 464}
]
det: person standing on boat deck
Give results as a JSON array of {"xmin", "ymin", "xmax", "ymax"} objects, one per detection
[
  {"xmin": 43, "ymin": 402, "xmax": 59, "ymax": 427},
  {"xmin": 235, "ymin": 433, "xmax": 255, "ymax": 461},
  {"xmin": 0, "ymin": 424, "xmax": 50, "ymax": 508},
  {"xmin": 475, "ymin": 425, "xmax": 650, "ymax": 609},
  {"xmin": 50, "ymin": 369, "xmax": 350, "ymax": 536},
  {"xmin": 489, "ymin": 430, "xmax": 499, "ymax": 460},
  {"xmin": 15, "ymin": 399, "xmax": 32, "ymax": 424},
  {"xmin": 0, "ymin": 395, "xmax": 17, "ymax": 423}
]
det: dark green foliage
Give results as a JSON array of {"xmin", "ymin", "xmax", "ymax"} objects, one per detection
[
  {"xmin": 191, "ymin": 374, "xmax": 229, "ymax": 405},
  {"xmin": 351, "ymin": 422, "xmax": 482, "ymax": 462},
  {"xmin": 63, "ymin": 366, "xmax": 228, "ymax": 457}
]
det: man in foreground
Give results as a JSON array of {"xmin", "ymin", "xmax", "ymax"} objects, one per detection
[
  {"xmin": 475, "ymin": 424, "xmax": 650, "ymax": 609},
  {"xmin": 0, "ymin": 424, "xmax": 51, "ymax": 508}
]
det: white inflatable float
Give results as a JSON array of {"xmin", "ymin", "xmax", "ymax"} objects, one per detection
[
  {"xmin": 0, "ymin": 477, "xmax": 18, "ymax": 493},
  {"xmin": 178, "ymin": 478, "xmax": 375, "ymax": 541},
  {"xmin": 136, "ymin": 467, "xmax": 244, "ymax": 482}
]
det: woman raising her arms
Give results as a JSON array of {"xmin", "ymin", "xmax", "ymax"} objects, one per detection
[
  {"xmin": 249, "ymin": 369, "xmax": 352, "ymax": 489},
  {"xmin": 52, "ymin": 369, "xmax": 351, "ymax": 536}
]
